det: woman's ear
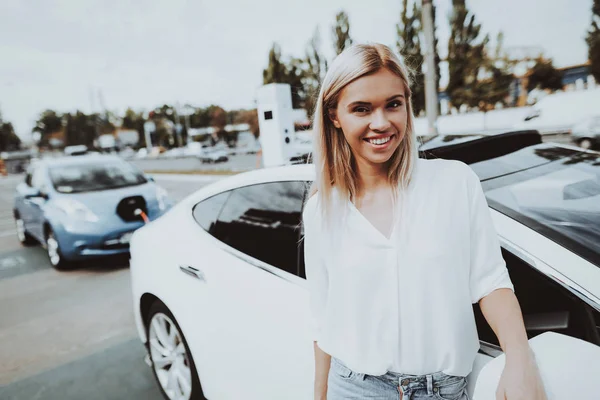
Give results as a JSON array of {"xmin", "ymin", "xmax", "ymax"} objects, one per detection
[{"xmin": 328, "ymin": 109, "xmax": 342, "ymax": 129}]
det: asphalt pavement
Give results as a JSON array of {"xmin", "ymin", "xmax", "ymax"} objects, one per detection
[{"xmin": 0, "ymin": 173, "xmax": 223, "ymax": 400}]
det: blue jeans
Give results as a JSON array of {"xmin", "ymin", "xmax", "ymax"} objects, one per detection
[{"xmin": 328, "ymin": 357, "xmax": 470, "ymax": 400}]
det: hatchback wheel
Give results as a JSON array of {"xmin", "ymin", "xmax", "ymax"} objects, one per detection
[
  {"xmin": 578, "ymin": 138, "xmax": 593, "ymax": 150},
  {"xmin": 14, "ymin": 214, "xmax": 36, "ymax": 246},
  {"xmin": 146, "ymin": 301, "xmax": 205, "ymax": 400},
  {"xmin": 46, "ymin": 229, "xmax": 70, "ymax": 270}
]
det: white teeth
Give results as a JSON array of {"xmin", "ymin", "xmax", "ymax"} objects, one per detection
[{"xmin": 367, "ymin": 136, "xmax": 392, "ymax": 145}]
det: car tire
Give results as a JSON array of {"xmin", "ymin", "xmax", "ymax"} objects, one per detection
[
  {"xmin": 578, "ymin": 138, "xmax": 594, "ymax": 150},
  {"xmin": 146, "ymin": 301, "xmax": 206, "ymax": 400},
  {"xmin": 14, "ymin": 212, "xmax": 37, "ymax": 246},
  {"xmin": 45, "ymin": 228, "xmax": 71, "ymax": 270}
]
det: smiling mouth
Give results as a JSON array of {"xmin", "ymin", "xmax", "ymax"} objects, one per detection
[{"xmin": 363, "ymin": 134, "xmax": 395, "ymax": 146}]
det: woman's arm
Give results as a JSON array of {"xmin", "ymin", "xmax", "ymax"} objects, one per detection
[
  {"xmin": 313, "ymin": 342, "xmax": 331, "ymax": 400},
  {"xmin": 479, "ymin": 288, "xmax": 547, "ymax": 400},
  {"xmin": 479, "ymin": 288, "xmax": 529, "ymax": 360}
]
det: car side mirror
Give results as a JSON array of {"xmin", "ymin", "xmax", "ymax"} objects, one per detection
[{"xmin": 24, "ymin": 188, "xmax": 42, "ymax": 199}]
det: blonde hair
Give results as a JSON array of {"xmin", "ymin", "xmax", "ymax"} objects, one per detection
[{"xmin": 308, "ymin": 43, "xmax": 419, "ymax": 229}]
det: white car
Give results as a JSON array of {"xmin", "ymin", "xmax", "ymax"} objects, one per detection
[{"xmin": 130, "ymin": 134, "xmax": 600, "ymax": 400}]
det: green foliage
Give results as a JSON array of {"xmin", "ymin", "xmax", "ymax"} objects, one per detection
[
  {"xmin": 263, "ymin": 43, "xmax": 288, "ymax": 84},
  {"xmin": 396, "ymin": 0, "xmax": 425, "ymax": 115},
  {"xmin": 332, "ymin": 11, "xmax": 353, "ymax": 55},
  {"xmin": 446, "ymin": 0, "xmax": 513, "ymax": 111},
  {"xmin": 303, "ymin": 28, "xmax": 328, "ymax": 119},
  {"xmin": 587, "ymin": 0, "xmax": 600, "ymax": 82},
  {"xmin": 262, "ymin": 43, "xmax": 307, "ymax": 109},
  {"xmin": 447, "ymin": 0, "xmax": 488, "ymax": 109},
  {"xmin": 527, "ymin": 58, "xmax": 564, "ymax": 92},
  {"xmin": 33, "ymin": 109, "xmax": 63, "ymax": 136},
  {"xmin": 0, "ymin": 111, "xmax": 21, "ymax": 151}
]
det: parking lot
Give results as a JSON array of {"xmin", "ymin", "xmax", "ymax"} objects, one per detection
[{"xmin": 0, "ymin": 173, "xmax": 221, "ymax": 400}]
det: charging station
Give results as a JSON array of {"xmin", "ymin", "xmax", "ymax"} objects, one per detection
[{"xmin": 256, "ymin": 83, "xmax": 295, "ymax": 167}]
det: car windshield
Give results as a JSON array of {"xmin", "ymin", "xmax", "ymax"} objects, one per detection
[
  {"xmin": 49, "ymin": 161, "xmax": 147, "ymax": 193},
  {"xmin": 482, "ymin": 151, "xmax": 600, "ymax": 267}
]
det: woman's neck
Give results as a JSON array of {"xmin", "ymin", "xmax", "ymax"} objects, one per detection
[{"xmin": 354, "ymin": 160, "xmax": 391, "ymax": 199}]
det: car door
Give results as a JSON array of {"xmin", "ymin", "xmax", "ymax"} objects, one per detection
[
  {"xmin": 27, "ymin": 166, "xmax": 49, "ymax": 241},
  {"xmin": 179, "ymin": 181, "xmax": 313, "ymax": 400},
  {"xmin": 15, "ymin": 171, "xmax": 35, "ymax": 229}
]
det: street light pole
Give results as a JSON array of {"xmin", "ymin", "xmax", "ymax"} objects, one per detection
[{"xmin": 422, "ymin": 0, "xmax": 438, "ymax": 136}]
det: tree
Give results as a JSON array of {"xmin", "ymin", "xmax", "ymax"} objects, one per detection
[
  {"xmin": 263, "ymin": 43, "xmax": 288, "ymax": 84},
  {"xmin": 122, "ymin": 108, "xmax": 146, "ymax": 148},
  {"xmin": 0, "ymin": 110, "xmax": 21, "ymax": 151},
  {"xmin": 447, "ymin": 0, "xmax": 488, "ymax": 110},
  {"xmin": 64, "ymin": 111, "xmax": 98, "ymax": 148},
  {"xmin": 33, "ymin": 109, "xmax": 63, "ymax": 136},
  {"xmin": 587, "ymin": 0, "xmax": 600, "ymax": 82},
  {"xmin": 431, "ymin": 3, "xmax": 441, "ymax": 103},
  {"xmin": 526, "ymin": 57, "xmax": 563, "ymax": 92},
  {"xmin": 262, "ymin": 43, "xmax": 307, "ymax": 109},
  {"xmin": 233, "ymin": 109, "xmax": 260, "ymax": 138},
  {"xmin": 397, "ymin": 0, "xmax": 425, "ymax": 115},
  {"xmin": 332, "ymin": 11, "xmax": 353, "ymax": 55},
  {"xmin": 303, "ymin": 28, "xmax": 329, "ymax": 119}
]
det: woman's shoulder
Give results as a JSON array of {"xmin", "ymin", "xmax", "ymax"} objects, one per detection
[{"xmin": 417, "ymin": 157, "xmax": 473, "ymax": 181}]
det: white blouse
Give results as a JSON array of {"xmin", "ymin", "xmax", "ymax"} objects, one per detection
[{"xmin": 302, "ymin": 158, "xmax": 514, "ymax": 377}]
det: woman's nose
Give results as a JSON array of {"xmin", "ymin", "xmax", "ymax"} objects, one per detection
[{"xmin": 369, "ymin": 109, "xmax": 391, "ymax": 132}]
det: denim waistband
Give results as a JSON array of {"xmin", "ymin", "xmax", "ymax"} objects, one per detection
[
  {"xmin": 332, "ymin": 357, "xmax": 465, "ymax": 388},
  {"xmin": 380, "ymin": 370, "xmax": 464, "ymax": 388}
]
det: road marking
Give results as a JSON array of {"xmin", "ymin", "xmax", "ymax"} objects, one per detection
[
  {"xmin": 0, "ymin": 255, "xmax": 25, "ymax": 270},
  {"xmin": 0, "ymin": 230, "xmax": 15, "ymax": 238}
]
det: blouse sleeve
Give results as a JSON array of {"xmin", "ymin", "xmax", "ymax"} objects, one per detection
[
  {"xmin": 302, "ymin": 197, "xmax": 329, "ymax": 342},
  {"xmin": 466, "ymin": 166, "xmax": 514, "ymax": 304}
]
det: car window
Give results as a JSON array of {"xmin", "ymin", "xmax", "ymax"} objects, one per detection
[
  {"xmin": 482, "ymin": 151, "xmax": 600, "ymax": 268},
  {"xmin": 48, "ymin": 161, "xmax": 147, "ymax": 193},
  {"xmin": 474, "ymin": 249, "xmax": 600, "ymax": 348},
  {"xmin": 192, "ymin": 191, "xmax": 231, "ymax": 232},
  {"xmin": 211, "ymin": 181, "xmax": 305, "ymax": 276}
]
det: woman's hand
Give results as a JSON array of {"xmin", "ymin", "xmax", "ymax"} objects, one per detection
[{"xmin": 495, "ymin": 350, "xmax": 547, "ymax": 400}]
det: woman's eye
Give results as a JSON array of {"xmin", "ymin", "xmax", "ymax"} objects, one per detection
[
  {"xmin": 388, "ymin": 101, "xmax": 403, "ymax": 108},
  {"xmin": 353, "ymin": 107, "xmax": 369, "ymax": 113}
]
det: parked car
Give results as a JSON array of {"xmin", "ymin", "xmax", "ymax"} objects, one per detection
[
  {"xmin": 513, "ymin": 88, "xmax": 600, "ymax": 135},
  {"xmin": 13, "ymin": 154, "xmax": 172, "ymax": 269},
  {"xmin": 130, "ymin": 133, "xmax": 600, "ymax": 400},
  {"xmin": 571, "ymin": 115, "xmax": 600, "ymax": 150},
  {"xmin": 199, "ymin": 149, "xmax": 228, "ymax": 163},
  {"xmin": 63, "ymin": 145, "xmax": 88, "ymax": 156}
]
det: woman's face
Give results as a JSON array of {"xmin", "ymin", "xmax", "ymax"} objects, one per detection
[{"xmin": 330, "ymin": 68, "xmax": 408, "ymax": 169}]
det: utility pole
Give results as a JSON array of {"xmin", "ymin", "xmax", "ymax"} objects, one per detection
[{"xmin": 422, "ymin": 0, "xmax": 438, "ymax": 136}]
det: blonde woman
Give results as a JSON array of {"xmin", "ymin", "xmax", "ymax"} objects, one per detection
[{"xmin": 302, "ymin": 43, "xmax": 547, "ymax": 400}]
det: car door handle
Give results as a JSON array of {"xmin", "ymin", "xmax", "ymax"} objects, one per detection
[{"xmin": 179, "ymin": 265, "xmax": 206, "ymax": 282}]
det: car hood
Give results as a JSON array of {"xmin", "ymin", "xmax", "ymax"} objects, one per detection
[{"xmin": 52, "ymin": 182, "xmax": 159, "ymax": 217}]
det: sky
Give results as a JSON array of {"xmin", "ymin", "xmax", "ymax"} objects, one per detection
[{"xmin": 0, "ymin": 0, "xmax": 593, "ymax": 141}]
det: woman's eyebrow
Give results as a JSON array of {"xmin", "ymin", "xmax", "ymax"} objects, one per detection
[{"xmin": 346, "ymin": 94, "xmax": 406, "ymax": 108}]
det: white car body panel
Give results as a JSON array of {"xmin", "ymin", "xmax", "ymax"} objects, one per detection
[{"xmin": 130, "ymin": 163, "xmax": 600, "ymax": 399}]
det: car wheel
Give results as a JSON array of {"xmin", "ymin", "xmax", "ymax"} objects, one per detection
[
  {"xmin": 578, "ymin": 138, "xmax": 593, "ymax": 150},
  {"xmin": 46, "ymin": 229, "xmax": 70, "ymax": 270},
  {"xmin": 14, "ymin": 213, "xmax": 36, "ymax": 246},
  {"xmin": 146, "ymin": 301, "xmax": 205, "ymax": 400}
]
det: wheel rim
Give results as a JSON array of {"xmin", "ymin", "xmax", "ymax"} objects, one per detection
[
  {"xmin": 47, "ymin": 234, "xmax": 60, "ymax": 266},
  {"xmin": 580, "ymin": 139, "xmax": 592, "ymax": 149},
  {"xmin": 15, "ymin": 219, "xmax": 26, "ymax": 242},
  {"xmin": 149, "ymin": 313, "xmax": 193, "ymax": 400}
]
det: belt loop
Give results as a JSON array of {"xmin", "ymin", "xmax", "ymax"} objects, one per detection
[{"xmin": 426, "ymin": 374, "xmax": 433, "ymax": 395}]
